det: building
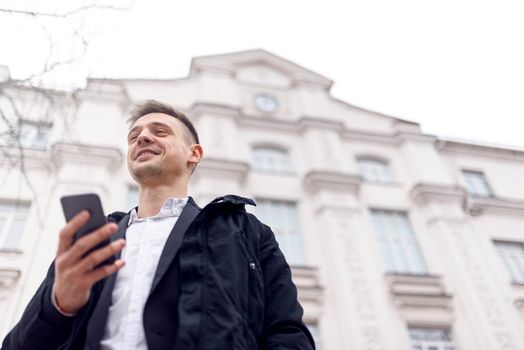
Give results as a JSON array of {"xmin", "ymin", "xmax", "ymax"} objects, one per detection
[{"xmin": 1, "ymin": 50, "xmax": 524, "ymax": 349}]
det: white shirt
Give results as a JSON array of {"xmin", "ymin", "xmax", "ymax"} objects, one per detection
[{"xmin": 100, "ymin": 197, "xmax": 188, "ymax": 350}]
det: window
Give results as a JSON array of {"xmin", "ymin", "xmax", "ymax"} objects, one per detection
[
  {"xmin": 371, "ymin": 209, "xmax": 427, "ymax": 274},
  {"xmin": 256, "ymin": 199, "xmax": 304, "ymax": 265},
  {"xmin": 251, "ymin": 147, "xmax": 292, "ymax": 174},
  {"xmin": 357, "ymin": 158, "xmax": 394, "ymax": 183},
  {"xmin": 0, "ymin": 201, "xmax": 31, "ymax": 251},
  {"xmin": 409, "ymin": 327, "xmax": 456, "ymax": 350},
  {"xmin": 495, "ymin": 241, "xmax": 524, "ymax": 284},
  {"xmin": 462, "ymin": 170, "xmax": 493, "ymax": 197},
  {"xmin": 10, "ymin": 120, "xmax": 53, "ymax": 150}
]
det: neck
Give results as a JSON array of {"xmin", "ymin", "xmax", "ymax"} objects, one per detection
[{"xmin": 137, "ymin": 183, "xmax": 188, "ymax": 218}]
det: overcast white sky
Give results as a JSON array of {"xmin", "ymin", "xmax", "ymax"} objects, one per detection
[{"xmin": 1, "ymin": 0, "xmax": 524, "ymax": 148}]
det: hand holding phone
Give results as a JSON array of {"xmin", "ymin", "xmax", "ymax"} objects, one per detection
[
  {"xmin": 52, "ymin": 193, "xmax": 126, "ymax": 314},
  {"xmin": 61, "ymin": 193, "xmax": 115, "ymax": 267}
]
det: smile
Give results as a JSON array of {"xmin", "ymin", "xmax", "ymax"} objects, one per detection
[{"xmin": 135, "ymin": 149, "xmax": 160, "ymax": 160}]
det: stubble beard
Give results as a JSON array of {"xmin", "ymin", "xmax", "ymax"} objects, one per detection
[{"xmin": 130, "ymin": 162, "xmax": 165, "ymax": 185}]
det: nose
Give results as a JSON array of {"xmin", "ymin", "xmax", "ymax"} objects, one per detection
[{"xmin": 137, "ymin": 130, "xmax": 154, "ymax": 145}]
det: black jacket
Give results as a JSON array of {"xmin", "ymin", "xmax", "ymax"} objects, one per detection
[{"xmin": 2, "ymin": 195, "xmax": 314, "ymax": 349}]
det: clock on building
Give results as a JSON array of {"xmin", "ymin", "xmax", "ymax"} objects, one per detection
[{"xmin": 253, "ymin": 93, "xmax": 279, "ymax": 113}]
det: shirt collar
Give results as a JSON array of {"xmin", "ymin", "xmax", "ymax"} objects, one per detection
[{"xmin": 128, "ymin": 197, "xmax": 188, "ymax": 226}]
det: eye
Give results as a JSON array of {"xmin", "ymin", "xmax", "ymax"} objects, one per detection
[
  {"xmin": 128, "ymin": 134, "xmax": 138, "ymax": 143},
  {"xmin": 155, "ymin": 129, "xmax": 168, "ymax": 135}
]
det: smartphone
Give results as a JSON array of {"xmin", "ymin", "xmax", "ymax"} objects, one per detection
[{"xmin": 60, "ymin": 193, "xmax": 115, "ymax": 266}]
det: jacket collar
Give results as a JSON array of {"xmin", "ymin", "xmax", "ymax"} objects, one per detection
[{"xmin": 208, "ymin": 194, "xmax": 256, "ymax": 207}]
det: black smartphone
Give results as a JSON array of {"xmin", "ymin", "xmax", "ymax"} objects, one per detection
[{"xmin": 60, "ymin": 193, "xmax": 115, "ymax": 266}]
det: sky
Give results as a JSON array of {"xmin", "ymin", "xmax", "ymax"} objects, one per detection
[{"xmin": 1, "ymin": 0, "xmax": 524, "ymax": 149}]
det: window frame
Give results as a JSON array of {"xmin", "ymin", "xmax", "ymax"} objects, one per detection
[
  {"xmin": 356, "ymin": 157, "xmax": 394, "ymax": 184},
  {"xmin": 0, "ymin": 201, "xmax": 31, "ymax": 252},
  {"xmin": 10, "ymin": 119, "xmax": 53, "ymax": 150},
  {"xmin": 494, "ymin": 240, "xmax": 524, "ymax": 284},
  {"xmin": 250, "ymin": 145, "xmax": 293, "ymax": 175},
  {"xmin": 408, "ymin": 326, "xmax": 456, "ymax": 350},
  {"xmin": 370, "ymin": 209, "xmax": 428, "ymax": 275},
  {"xmin": 462, "ymin": 170, "xmax": 494, "ymax": 198}
]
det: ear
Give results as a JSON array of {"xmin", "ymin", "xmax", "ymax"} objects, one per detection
[{"xmin": 188, "ymin": 144, "xmax": 203, "ymax": 165}]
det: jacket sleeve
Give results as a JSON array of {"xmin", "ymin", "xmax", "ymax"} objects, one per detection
[
  {"xmin": 258, "ymin": 221, "xmax": 316, "ymax": 350},
  {"xmin": 1, "ymin": 263, "xmax": 80, "ymax": 350}
]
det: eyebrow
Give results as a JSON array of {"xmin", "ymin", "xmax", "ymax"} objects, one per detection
[{"xmin": 128, "ymin": 121, "xmax": 173, "ymax": 138}]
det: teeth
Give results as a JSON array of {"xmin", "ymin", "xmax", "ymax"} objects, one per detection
[{"xmin": 138, "ymin": 151, "xmax": 156, "ymax": 158}]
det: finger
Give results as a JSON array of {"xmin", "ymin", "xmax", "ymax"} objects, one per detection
[
  {"xmin": 57, "ymin": 210, "xmax": 90, "ymax": 256},
  {"xmin": 77, "ymin": 239, "xmax": 126, "ymax": 273},
  {"xmin": 85, "ymin": 259, "xmax": 125, "ymax": 285},
  {"xmin": 67, "ymin": 223, "xmax": 119, "ymax": 262}
]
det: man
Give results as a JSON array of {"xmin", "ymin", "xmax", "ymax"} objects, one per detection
[{"xmin": 2, "ymin": 100, "xmax": 315, "ymax": 349}]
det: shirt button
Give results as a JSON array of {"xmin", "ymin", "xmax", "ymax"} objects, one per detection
[{"xmin": 249, "ymin": 262, "xmax": 256, "ymax": 270}]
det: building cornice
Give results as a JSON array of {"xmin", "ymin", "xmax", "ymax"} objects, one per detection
[
  {"xmin": 395, "ymin": 131, "xmax": 436, "ymax": 144},
  {"xmin": 291, "ymin": 265, "xmax": 323, "ymax": 307},
  {"xmin": 410, "ymin": 183, "xmax": 467, "ymax": 205},
  {"xmin": 436, "ymin": 138, "xmax": 524, "ymax": 162},
  {"xmin": 304, "ymin": 170, "xmax": 361, "ymax": 193},
  {"xmin": 189, "ymin": 49, "xmax": 333, "ymax": 90},
  {"xmin": 187, "ymin": 102, "xmax": 442, "ymax": 147},
  {"xmin": 78, "ymin": 80, "xmax": 130, "ymax": 104},
  {"xmin": 51, "ymin": 143, "xmax": 123, "ymax": 170},
  {"xmin": 464, "ymin": 195, "xmax": 524, "ymax": 217},
  {"xmin": 298, "ymin": 116, "xmax": 345, "ymax": 132},
  {"xmin": 196, "ymin": 157, "xmax": 250, "ymax": 181},
  {"xmin": 385, "ymin": 273, "xmax": 454, "ymax": 322},
  {"xmin": 0, "ymin": 146, "xmax": 54, "ymax": 171},
  {"xmin": 190, "ymin": 102, "xmax": 241, "ymax": 118}
]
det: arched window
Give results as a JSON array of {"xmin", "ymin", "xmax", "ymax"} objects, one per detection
[
  {"xmin": 251, "ymin": 146, "xmax": 292, "ymax": 174},
  {"xmin": 356, "ymin": 157, "xmax": 394, "ymax": 183}
]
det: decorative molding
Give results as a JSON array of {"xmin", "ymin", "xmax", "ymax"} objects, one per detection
[
  {"xmin": 0, "ymin": 146, "xmax": 53, "ymax": 171},
  {"xmin": 514, "ymin": 298, "xmax": 524, "ymax": 310},
  {"xmin": 464, "ymin": 196, "xmax": 524, "ymax": 217},
  {"xmin": 0, "ymin": 268, "xmax": 21, "ymax": 288},
  {"xmin": 436, "ymin": 138, "xmax": 524, "ymax": 162},
  {"xmin": 386, "ymin": 273, "xmax": 454, "ymax": 326},
  {"xmin": 446, "ymin": 223, "xmax": 519, "ymax": 349},
  {"xmin": 50, "ymin": 142, "xmax": 123, "ymax": 170},
  {"xmin": 195, "ymin": 157, "xmax": 249, "ymax": 181},
  {"xmin": 386, "ymin": 273, "xmax": 453, "ymax": 308},
  {"xmin": 395, "ymin": 131, "xmax": 436, "ymax": 144},
  {"xmin": 410, "ymin": 183, "xmax": 467, "ymax": 204},
  {"xmin": 291, "ymin": 265, "xmax": 323, "ymax": 307},
  {"xmin": 298, "ymin": 117, "xmax": 345, "ymax": 132},
  {"xmin": 342, "ymin": 129, "xmax": 397, "ymax": 145},
  {"xmin": 81, "ymin": 79, "xmax": 130, "ymax": 103},
  {"xmin": 304, "ymin": 170, "xmax": 360, "ymax": 193},
  {"xmin": 336, "ymin": 214, "xmax": 385, "ymax": 348},
  {"xmin": 190, "ymin": 102, "xmax": 241, "ymax": 118},
  {"xmin": 189, "ymin": 49, "xmax": 333, "ymax": 89}
]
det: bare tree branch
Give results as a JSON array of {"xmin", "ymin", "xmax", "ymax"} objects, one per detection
[
  {"xmin": 0, "ymin": 1, "xmax": 134, "ymax": 228},
  {"xmin": 0, "ymin": 3, "xmax": 134, "ymax": 18}
]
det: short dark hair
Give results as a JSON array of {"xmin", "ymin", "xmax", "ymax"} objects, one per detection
[{"xmin": 128, "ymin": 100, "xmax": 199, "ymax": 144}]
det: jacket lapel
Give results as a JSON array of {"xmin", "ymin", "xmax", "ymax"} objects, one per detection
[
  {"xmin": 84, "ymin": 214, "xmax": 129, "ymax": 349},
  {"xmin": 149, "ymin": 197, "xmax": 201, "ymax": 294}
]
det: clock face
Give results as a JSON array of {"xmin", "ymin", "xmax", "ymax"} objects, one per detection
[{"xmin": 253, "ymin": 93, "xmax": 279, "ymax": 113}]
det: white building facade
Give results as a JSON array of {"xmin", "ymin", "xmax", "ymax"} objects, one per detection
[{"xmin": 1, "ymin": 50, "xmax": 524, "ymax": 349}]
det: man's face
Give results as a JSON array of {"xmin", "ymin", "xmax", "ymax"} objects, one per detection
[{"xmin": 127, "ymin": 113, "xmax": 196, "ymax": 184}]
